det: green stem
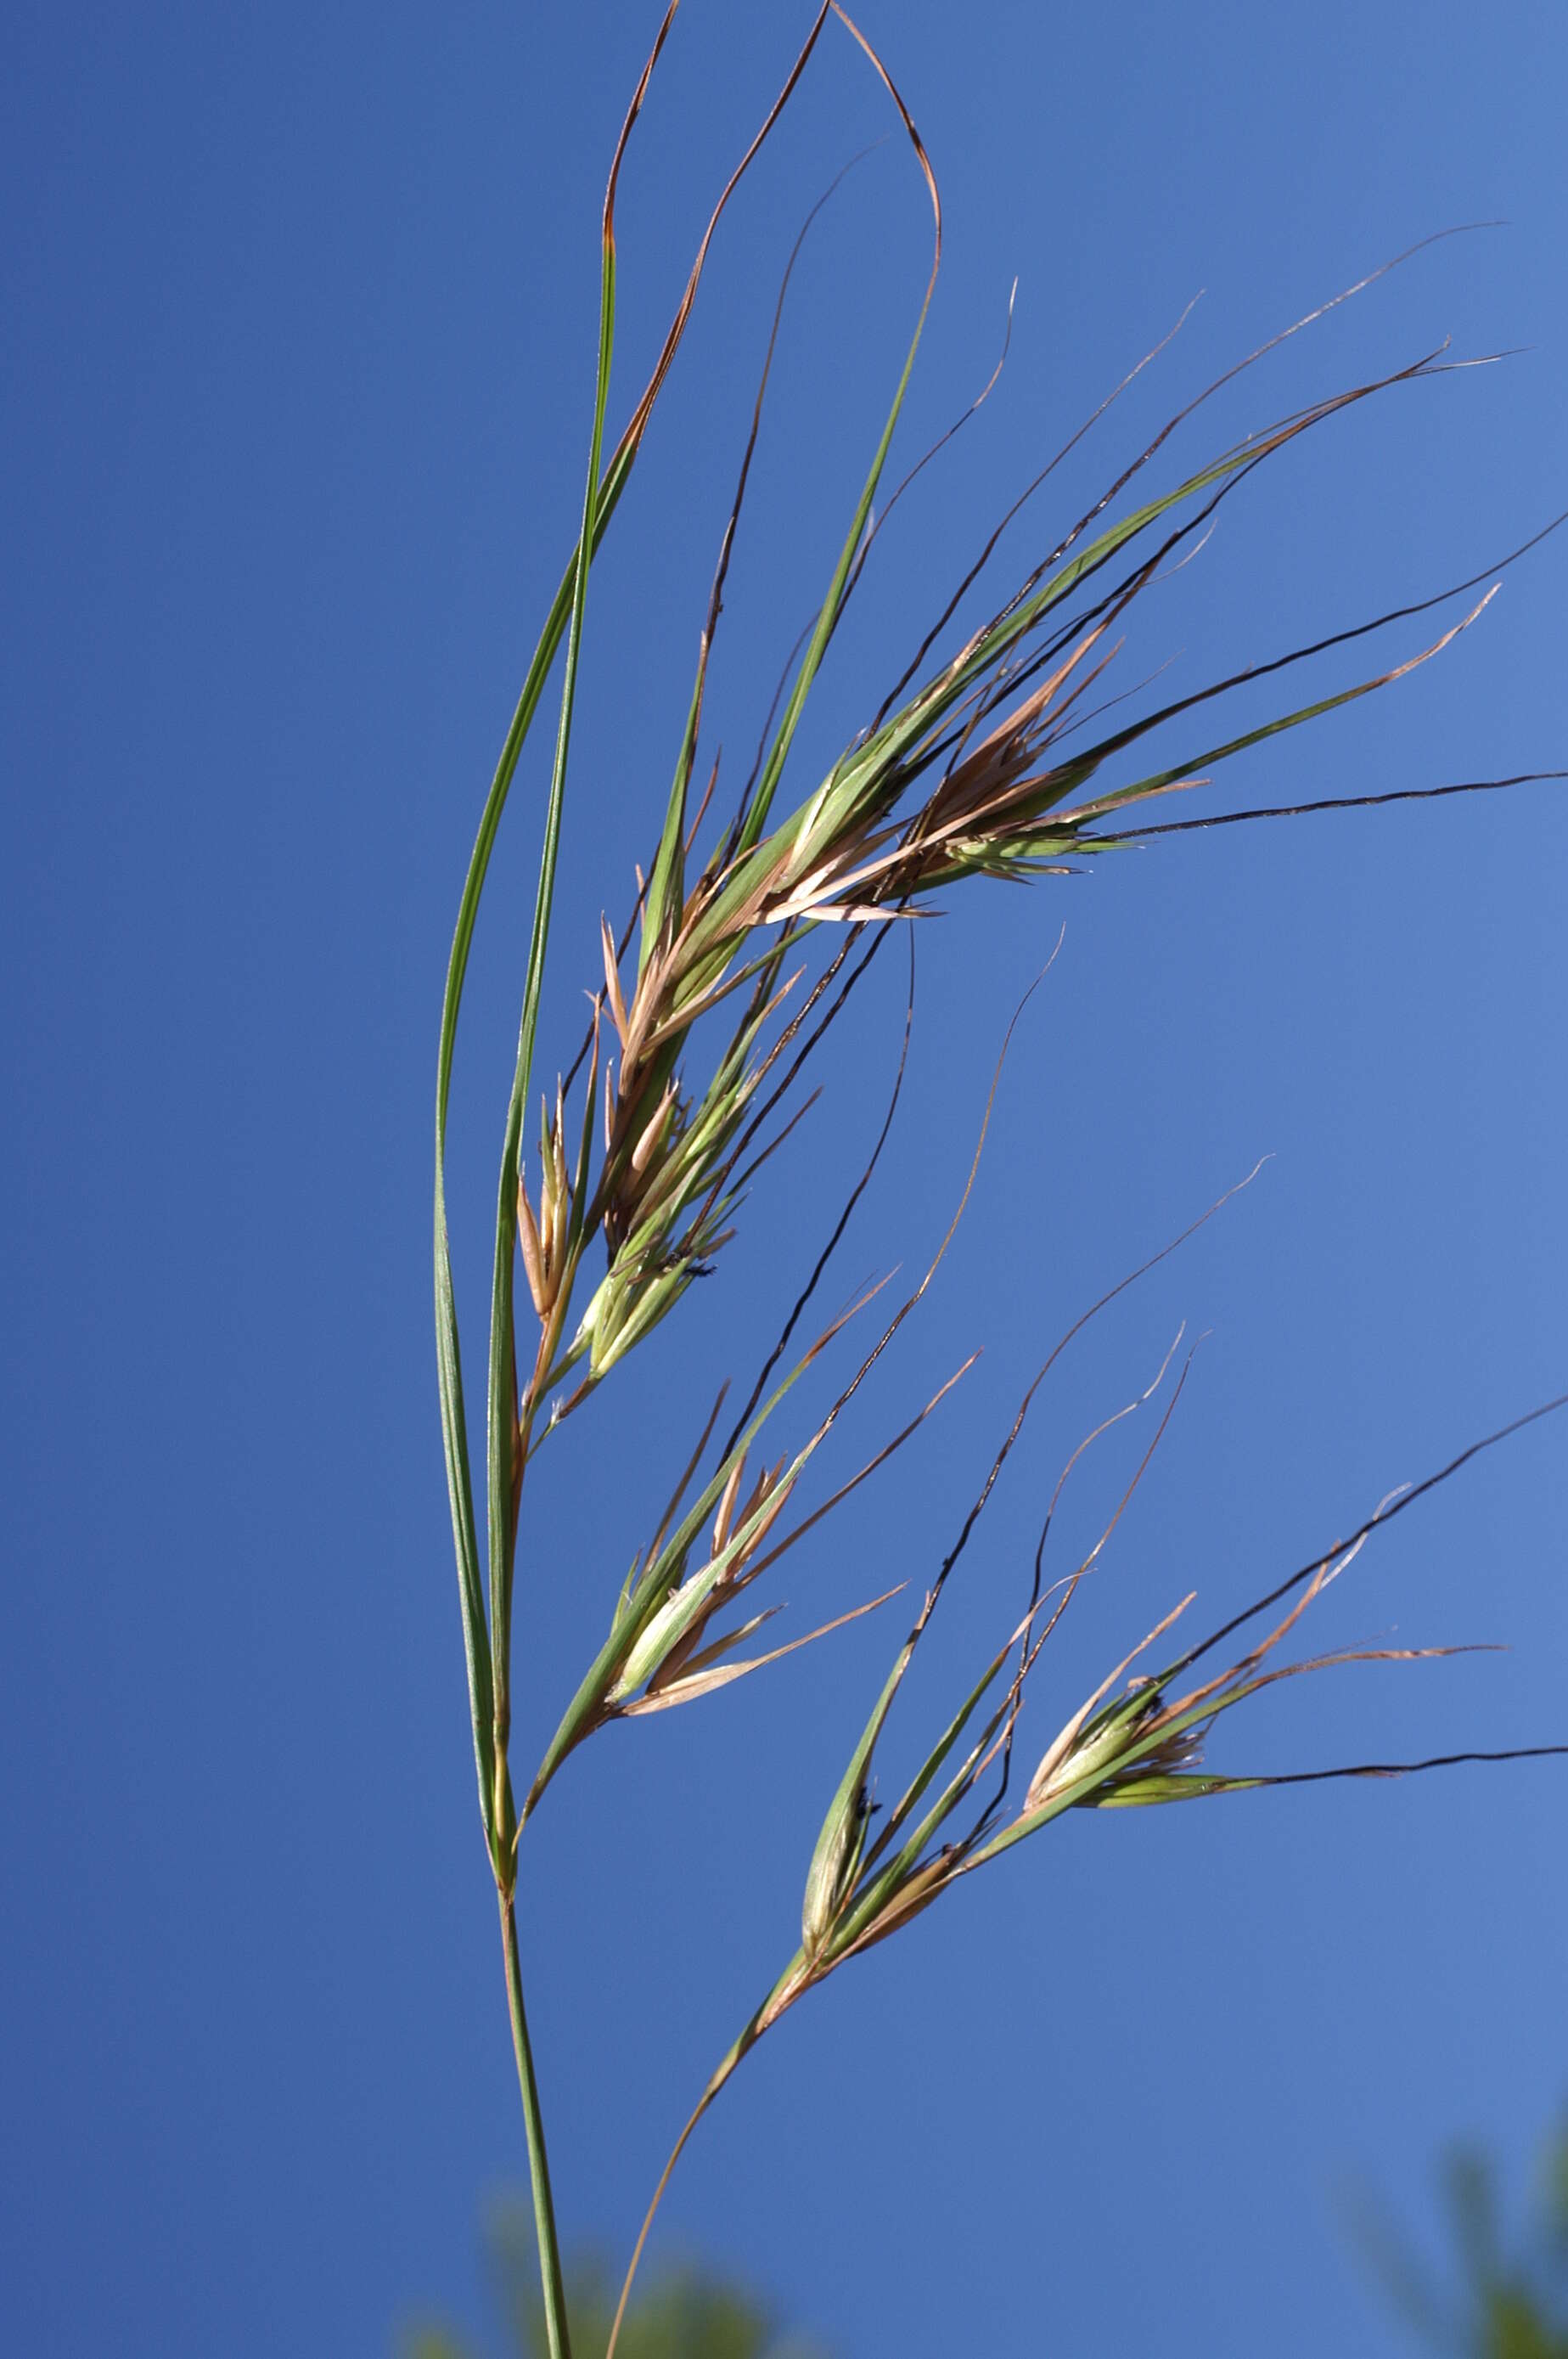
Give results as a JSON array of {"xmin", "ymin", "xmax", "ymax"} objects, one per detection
[{"xmin": 501, "ymin": 1894, "xmax": 572, "ymax": 2359}]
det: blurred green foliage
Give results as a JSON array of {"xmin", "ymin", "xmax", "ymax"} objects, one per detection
[
  {"xmin": 403, "ymin": 2202, "xmax": 829, "ymax": 2359},
  {"xmin": 1357, "ymin": 2118, "xmax": 1568, "ymax": 2357}
]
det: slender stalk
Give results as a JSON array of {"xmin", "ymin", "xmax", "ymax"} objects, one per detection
[
  {"xmin": 605, "ymin": 2083, "xmax": 723, "ymax": 2359},
  {"xmin": 501, "ymin": 1895, "xmax": 573, "ymax": 2359},
  {"xmin": 606, "ymin": 1955, "xmax": 805, "ymax": 2359}
]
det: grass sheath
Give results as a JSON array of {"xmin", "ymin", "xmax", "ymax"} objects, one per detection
[{"xmin": 430, "ymin": 12, "xmax": 1565, "ymax": 2354}]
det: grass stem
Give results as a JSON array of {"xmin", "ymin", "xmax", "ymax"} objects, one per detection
[{"xmin": 501, "ymin": 1895, "xmax": 573, "ymax": 2359}]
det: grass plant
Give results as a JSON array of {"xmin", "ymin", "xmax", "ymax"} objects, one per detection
[{"xmin": 431, "ymin": 11, "xmax": 1566, "ymax": 2354}]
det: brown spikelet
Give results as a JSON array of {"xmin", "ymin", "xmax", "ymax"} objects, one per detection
[
  {"xmin": 711, "ymin": 1453, "xmax": 747, "ymax": 1558},
  {"xmin": 516, "ymin": 1173, "xmax": 549, "ymax": 1320},
  {"xmin": 631, "ymin": 1084, "xmax": 677, "ymax": 1177},
  {"xmin": 600, "ymin": 916, "xmax": 631, "ymax": 1047}
]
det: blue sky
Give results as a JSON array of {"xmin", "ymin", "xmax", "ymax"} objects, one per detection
[{"xmin": 3, "ymin": 4, "xmax": 1565, "ymax": 2353}]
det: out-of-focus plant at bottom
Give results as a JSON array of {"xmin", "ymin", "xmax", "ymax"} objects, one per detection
[
  {"xmin": 404, "ymin": 2210, "xmax": 829, "ymax": 2359},
  {"xmin": 1351, "ymin": 2115, "xmax": 1568, "ymax": 2358}
]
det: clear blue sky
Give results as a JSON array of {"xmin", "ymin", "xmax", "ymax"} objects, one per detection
[{"xmin": 3, "ymin": 4, "xmax": 1565, "ymax": 2353}]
